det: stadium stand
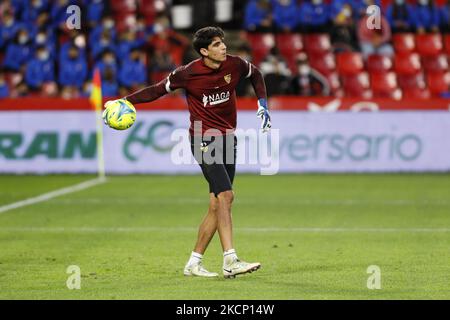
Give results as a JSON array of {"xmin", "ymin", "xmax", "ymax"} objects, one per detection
[{"xmin": 2, "ymin": 0, "xmax": 450, "ymax": 99}]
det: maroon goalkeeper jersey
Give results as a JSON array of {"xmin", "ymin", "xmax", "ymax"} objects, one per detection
[{"xmin": 166, "ymin": 54, "xmax": 252, "ymax": 136}]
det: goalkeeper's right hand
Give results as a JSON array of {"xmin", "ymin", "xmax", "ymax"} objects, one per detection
[{"xmin": 102, "ymin": 98, "xmax": 127, "ymax": 124}]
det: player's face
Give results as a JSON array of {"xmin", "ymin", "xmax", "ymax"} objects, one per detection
[{"xmin": 206, "ymin": 36, "xmax": 227, "ymax": 62}]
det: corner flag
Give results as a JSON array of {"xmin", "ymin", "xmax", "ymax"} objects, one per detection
[{"xmin": 90, "ymin": 68, "xmax": 106, "ymax": 179}]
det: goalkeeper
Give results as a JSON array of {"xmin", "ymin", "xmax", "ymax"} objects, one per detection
[{"xmin": 105, "ymin": 26, "xmax": 271, "ymax": 278}]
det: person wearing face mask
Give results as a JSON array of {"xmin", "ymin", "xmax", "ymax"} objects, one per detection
[
  {"xmin": 92, "ymin": 30, "xmax": 117, "ymax": 61},
  {"xmin": 413, "ymin": 0, "xmax": 439, "ymax": 33},
  {"xmin": 299, "ymin": 0, "xmax": 331, "ymax": 33},
  {"xmin": 118, "ymin": 49, "xmax": 147, "ymax": 92},
  {"xmin": 290, "ymin": 53, "xmax": 330, "ymax": 96},
  {"xmin": 34, "ymin": 29, "xmax": 57, "ymax": 60},
  {"xmin": 386, "ymin": 0, "xmax": 416, "ymax": 33},
  {"xmin": 439, "ymin": 0, "xmax": 450, "ymax": 33},
  {"xmin": 95, "ymin": 50, "xmax": 118, "ymax": 82},
  {"xmin": 58, "ymin": 45, "xmax": 88, "ymax": 95},
  {"xmin": 90, "ymin": 15, "xmax": 117, "ymax": 50},
  {"xmin": 2, "ymin": 29, "xmax": 32, "ymax": 72},
  {"xmin": 330, "ymin": 2, "xmax": 359, "ymax": 53},
  {"xmin": 117, "ymin": 30, "xmax": 146, "ymax": 62},
  {"xmin": 259, "ymin": 46, "xmax": 292, "ymax": 95},
  {"xmin": 25, "ymin": 46, "xmax": 55, "ymax": 92},
  {"xmin": 101, "ymin": 66, "xmax": 119, "ymax": 98},
  {"xmin": 21, "ymin": 0, "xmax": 49, "ymax": 23},
  {"xmin": 0, "ymin": 12, "xmax": 20, "ymax": 50}
]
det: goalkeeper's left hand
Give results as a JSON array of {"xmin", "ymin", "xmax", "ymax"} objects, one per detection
[{"xmin": 256, "ymin": 98, "xmax": 271, "ymax": 133}]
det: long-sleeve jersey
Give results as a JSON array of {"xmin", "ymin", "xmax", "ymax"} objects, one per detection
[{"xmin": 126, "ymin": 54, "xmax": 267, "ymax": 136}]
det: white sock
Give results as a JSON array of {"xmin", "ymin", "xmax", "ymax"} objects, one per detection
[
  {"xmin": 187, "ymin": 251, "xmax": 203, "ymax": 266},
  {"xmin": 223, "ymin": 249, "xmax": 238, "ymax": 265}
]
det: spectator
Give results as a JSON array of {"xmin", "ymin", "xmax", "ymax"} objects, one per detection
[
  {"xmin": 21, "ymin": 0, "xmax": 49, "ymax": 23},
  {"xmin": 90, "ymin": 15, "xmax": 117, "ymax": 50},
  {"xmin": 25, "ymin": 46, "xmax": 55, "ymax": 91},
  {"xmin": 243, "ymin": 0, "xmax": 273, "ymax": 32},
  {"xmin": 91, "ymin": 29, "xmax": 116, "ymax": 61},
  {"xmin": 299, "ymin": 0, "xmax": 330, "ymax": 33},
  {"xmin": 58, "ymin": 45, "xmax": 88, "ymax": 94},
  {"xmin": 51, "ymin": 0, "xmax": 73, "ymax": 31},
  {"xmin": 118, "ymin": 49, "xmax": 147, "ymax": 92},
  {"xmin": 357, "ymin": 11, "xmax": 394, "ymax": 59},
  {"xmin": 60, "ymin": 31, "xmax": 87, "ymax": 62},
  {"xmin": 273, "ymin": 0, "xmax": 301, "ymax": 32},
  {"xmin": 101, "ymin": 66, "xmax": 119, "ymax": 97},
  {"xmin": 87, "ymin": 0, "xmax": 108, "ymax": 28},
  {"xmin": 386, "ymin": 0, "xmax": 416, "ymax": 33},
  {"xmin": 0, "ymin": 11, "xmax": 21, "ymax": 49},
  {"xmin": 34, "ymin": 28, "xmax": 57, "ymax": 59},
  {"xmin": 330, "ymin": 2, "xmax": 359, "ymax": 52},
  {"xmin": 2, "ymin": 28, "xmax": 33, "ymax": 72},
  {"xmin": 259, "ymin": 47, "xmax": 292, "ymax": 96},
  {"xmin": 440, "ymin": 0, "xmax": 450, "ymax": 33},
  {"xmin": 0, "ymin": 73, "xmax": 9, "ymax": 98},
  {"xmin": 291, "ymin": 53, "xmax": 330, "ymax": 96},
  {"xmin": 117, "ymin": 30, "xmax": 145, "ymax": 62},
  {"xmin": 95, "ymin": 50, "xmax": 118, "ymax": 81},
  {"xmin": 414, "ymin": 0, "xmax": 439, "ymax": 33}
]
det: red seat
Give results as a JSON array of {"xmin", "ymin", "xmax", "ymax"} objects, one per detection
[
  {"xmin": 367, "ymin": 54, "xmax": 392, "ymax": 74},
  {"xmin": 397, "ymin": 72, "xmax": 427, "ymax": 90},
  {"xmin": 443, "ymin": 34, "xmax": 450, "ymax": 55},
  {"xmin": 326, "ymin": 72, "xmax": 342, "ymax": 96},
  {"xmin": 422, "ymin": 55, "xmax": 449, "ymax": 73},
  {"xmin": 416, "ymin": 34, "xmax": 443, "ymax": 57},
  {"xmin": 394, "ymin": 53, "xmax": 421, "ymax": 75},
  {"xmin": 276, "ymin": 33, "xmax": 304, "ymax": 73},
  {"xmin": 402, "ymin": 87, "xmax": 431, "ymax": 99},
  {"xmin": 304, "ymin": 34, "xmax": 331, "ymax": 54},
  {"xmin": 427, "ymin": 72, "xmax": 450, "ymax": 96},
  {"xmin": 342, "ymin": 72, "xmax": 372, "ymax": 98},
  {"xmin": 309, "ymin": 52, "xmax": 336, "ymax": 76},
  {"xmin": 245, "ymin": 33, "xmax": 275, "ymax": 67},
  {"xmin": 392, "ymin": 33, "xmax": 416, "ymax": 55},
  {"xmin": 370, "ymin": 72, "xmax": 402, "ymax": 99},
  {"xmin": 336, "ymin": 52, "xmax": 364, "ymax": 76}
]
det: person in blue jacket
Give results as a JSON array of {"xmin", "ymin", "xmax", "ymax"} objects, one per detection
[
  {"xmin": 243, "ymin": 0, "xmax": 273, "ymax": 32},
  {"xmin": 58, "ymin": 45, "xmax": 87, "ymax": 91},
  {"xmin": 25, "ymin": 46, "xmax": 55, "ymax": 91},
  {"xmin": 273, "ymin": 0, "xmax": 301, "ymax": 32},
  {"xmin": 413, "ymin": 0, "xmax": 439, "ymax": 33},
  {"xmin": 386, "ymin": 0, "xmax": 417, "ymax": 33},
  {"xmin": 118, "ymin": 49, "xmax": 147, "ymax": 91},
  {"xmin": 439, "ymin": 0, "xmax": 450, "ymax": 33},
  {"xmin": 299, "ymin": 0, "xmax": 330, "ymax": 33},
  {"xmin": 101, "ymin": 66, "xmax": 119, "ymax": 98},
  {"xmin": 2, "ymin": 28, "xmax": 33, "ymax": 72}
]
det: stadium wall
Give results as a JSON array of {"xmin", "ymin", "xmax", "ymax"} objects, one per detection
[{"xmin": 1, "ymin": 97, "xmax": 449, "ymax": 174}]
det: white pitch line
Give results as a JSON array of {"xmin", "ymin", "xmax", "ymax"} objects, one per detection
[
  {"xmin": 0, "ymin": 226, "xmax": 448, "ymax": 233},
  {"xmin": 0, "ymin": 177, "xmax": 107, "ymax": 214}
]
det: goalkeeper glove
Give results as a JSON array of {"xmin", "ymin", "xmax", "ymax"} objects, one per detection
[{"xmin": 256, "ymin": 98, "xmax": 271, "ymax": 133}]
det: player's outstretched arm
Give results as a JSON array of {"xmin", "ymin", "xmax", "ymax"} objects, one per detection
[
  {"xmin": 124, "ymin": 78, "xmax": 169, "ymax": 105},
  {"xmin": 248, "ymin": 65, "xmax": 271, "ymax": 133}
]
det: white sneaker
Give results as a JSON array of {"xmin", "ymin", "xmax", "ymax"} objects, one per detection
[
  {"xmin": 184, "ymin": 262, "xmax": 218, "ymax": 277},
  {"xmin": 223, "ymin": 259, "xmax": 261, "ymax": 278}
]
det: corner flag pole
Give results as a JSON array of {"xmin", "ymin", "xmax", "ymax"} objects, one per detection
[{"xmin": 90, "ymin": 68, "xmax": 106, "ymax": 180}]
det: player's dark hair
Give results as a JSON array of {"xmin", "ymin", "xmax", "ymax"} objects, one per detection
[{"xmin": 192, "ymin": 26, "xmax": 225, "ymax": 57}]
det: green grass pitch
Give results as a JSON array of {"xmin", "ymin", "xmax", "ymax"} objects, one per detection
[{"xmin": 0, "ymin": 174, "xmax": 449, "ymax": 299}]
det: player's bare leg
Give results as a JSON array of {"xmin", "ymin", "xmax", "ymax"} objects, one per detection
[
  {"xmin": 183, "ymin": 193, "xmax": 219, "ymax": 277},
  {"xmin": 193, "ymin": 193, "xmax": 219, "ymax": 254},
  {"xmin": 217, "ymin": 190, "xmax": 261, "ymax": 278}
]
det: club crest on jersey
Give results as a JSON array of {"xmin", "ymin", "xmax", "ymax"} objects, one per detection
[
  {"xmin": 203, "ymin": 91, "xmax": 230, "ymax": 107},
  {"xmin": 224, "ymin": 74, "xmax": 231, "ymax": 84}
]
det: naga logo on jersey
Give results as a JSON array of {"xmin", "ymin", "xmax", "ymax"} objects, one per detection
[
  {"xmin": 224, "ymin": 74, "xmax": 231, "ymax": 84},
  {"xmin": 203, "ymin": 91, "xmax": 230, "ymax": 107}
]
